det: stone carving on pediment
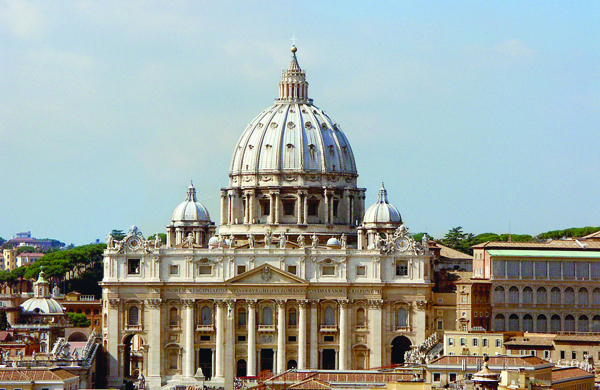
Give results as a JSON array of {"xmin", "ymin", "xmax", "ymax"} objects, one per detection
[
  {"xmin": 381, "ymin": 224, "xmax": 428, "ymax": 256},
  {"xmin": 260, "ymin": 335, "xmax": 273, "ymax": 343},
  {"xmin": 113, "ymin": 225, "xmax": 154, "ymax": 254},
  {"xmin": 243, "ymin": 176, "xmax": 252, "ymax": 182},
  {"xmin": 260, "ymin": 175, "xmax": 273, "ymax": 182},
  {"xmin": 108, "ymin": 299, "xmax": 120, "ymax": 308},
  {"xmin": 261, "ymin": 267, "xmax": 272, "ymax": 282}
]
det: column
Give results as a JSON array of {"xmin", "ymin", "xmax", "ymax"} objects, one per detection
[
  {"xmin": 324, "ymin": 190, "xmax": 330, "ymax": 225},
  {"xmin": 274, "ymin": 193, "xmax": 280, "ymax": 224},
  {"xmin": 247, "ymin": 300, "xmax": 257, "ymax": 376},
  {"xmin": 303, "ymin": 193, "xmax": 308, "ymax": 225},
  {"xmin": 269, "ymin": 193, "xmax": 275, "ymax": 224},
  {"xmin": 220, "ymin": 192, "xmax": 227, "ymax": 227},
  {"xmin": 249, "ymin": 191, "xmax": 255, "ymax": 224},
  {"xmin": 298, "ymin": 300, "xmax": 307, "ymax": 369},
  {"xmin": 277, "ymin": 300, "xmax": 286, "ymax": 373},
  {"xmin": 310, "ymin": 300, "xmax": 319, "ymax": 368},
  {"xmin": 183, "ymin": 299, "xmax": 195, "ymax": 379},
  {"xmin": 243, "ymin": 194, "xmax": 249, "ymax": 224},
  {"xmin": 339, "ymin": 300, "xmax": 349, "ymax": 370},
  {"xmin": 106, "ymin": 299, "xmax": 121, "ymax": 387},
  {"xmin": 297, "ymin": 194, "xmax": 302, "ymax": 225},
  {"xmin": 146, "ymin": 299, "xmax": 162, "ymax": 387},
  {"xmin": 215, "ymin": 301, "xmax": 225, "ymax": 378},
  {"xmin": 369, "ymin": 300, "xmax": 383, "ymax": 368}
]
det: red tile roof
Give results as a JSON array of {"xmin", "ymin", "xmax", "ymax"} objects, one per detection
[
  {"xmin": 552, "ymin": 367, "xmax": 594, "ymax": 383},
  {"xmin": 429, "ymin": 355, "xmax": 548, "ymax": 367},
  {"xmin": 0, "ymin": 368, "xmax": 77, "ymax": 381}
]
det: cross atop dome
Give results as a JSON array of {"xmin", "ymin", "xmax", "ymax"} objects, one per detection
[{"xmin": 277, "ymin": 45, "xmax": 311, "ymax": 103}]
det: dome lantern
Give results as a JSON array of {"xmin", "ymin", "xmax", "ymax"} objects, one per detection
[{"xmin": 276, "ymin": 45, "xmax": 311, "ymax": 103}]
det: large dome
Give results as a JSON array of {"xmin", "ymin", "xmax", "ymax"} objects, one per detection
[{"xmin": 229, "ymin": 46, "xmax": 357, "ymax": 182}]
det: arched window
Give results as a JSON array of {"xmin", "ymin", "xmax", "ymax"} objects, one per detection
[
  {"xmin": 262, "ymin": 306, "xmax": 273, "ymax": 325},
  {"xmin": 551, "ymin": 287, "xmax": 561, "ymax": 304},
  {"xmin": 103, "ymin": 313, "xmax": 107, "ymax": 327},
  {"xmin": 522, "ymin": 287, "xmax": 533, "ymax": 304},
  {"xmin": 287, "ymin": 359, "xmax": 297, "ymax": 370},
  {"xmin": 551, "ymin": 315, "xmax": 561, "ymax": 333},
  {"xmin": 564, "ymin": 288, "xmax": 575, "ymax": 304},
  {"xmin": 593, "ymin": 288, "xmax": 600, "ymax": 305},
  {"xmin": 238, "ymin": 308, "xmax": 247, "ymax": 326},
  {"xmin": 508, "ymin": 287, "xmax": 519, "ymax": 304},
  {"xmin": 523, "ymin": 314, "xmax": 533, "ymax": 332},
  {"xmin": 565, "ymin": 315, "xmax": 575, "ymax": 331},
  {"xmin": 578, "ymin": 315, "xmax": 589, "ymax": 332},
  {"xmin": 94, "ymin": 309, "xmax": 99, "ymax": 315},
  {"xmin": 396, "ymin": 308, "xmax": 407, "ymax": 328},
  {"xmin": 356, "ymin": 352, "xmax": 366, "ymax": 370},
  {"xmin": 494, "ymin": 314, "xmax": 505, "ymax": 331},
  {"xmin": 592, "ymin": 315, "xmax": 600, "ymax": 332},
  {"xmin": 288, "ymin": 308, "xmax": 297, "ymax": 326},
  {"xmin": 536, "ymin": 287, "xmax": 547, "ymax": 304},
  {"xmin": 578, "ymin": 288, "xmax": 589, "ymax": 305},
  {"xmin": 356, "ymin": 308, "xmax": 366, "ymax": 326},
  {"xmin": 324, "ymin": 307, "xmax": 335, "ymax": 326},
  {"xmin": 85, "ymin": 309, "xmax": 91, "ymax": 315},
  {"xmin": 494, "ymin": 286, "xmax": 505, "ymax": 304},
  {"xmin": 169, "ymin": 307, "xmax": 178, "ymax": 326},
  {"xmin": 537, "ymin": 315, "xmax": 547, "ymax": 332},
  {"xmin": 508, "ymin": 314, "xmax": 519, "ymax": 331},
  {"xmin": 128, "ymin": 306, "xmax": 139, "ymax": 325},
  {"xmin": 201, "ymin": 306, "xmax": 212, "ymax": 325}
]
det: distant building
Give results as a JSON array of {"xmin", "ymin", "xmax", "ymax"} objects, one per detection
[
  {"xmin": 443, "ymin": 330, "xmax": 514, "ymax": 357},
  {"xmin": 432, "ymin": 243, "xmax": 473, "ymax": 272},
  {"xmin": 16, "ymin": 252, "xmax": 44, "ymax": 268},
  {"xmin": 472, "ymin": 239, "xmax": 600, "ymax": 333},
  {"xmin": 0, "ymin": 368, "xmax": 80, "ymax": 390}
]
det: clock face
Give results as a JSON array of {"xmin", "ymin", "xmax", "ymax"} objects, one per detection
[{"xmin": 396, "ymin": 239, "xmax": 409, "ymax": 252}]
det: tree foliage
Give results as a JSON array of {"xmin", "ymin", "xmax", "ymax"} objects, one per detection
[
  {"xmin": 536, "ymin": 226, "xmax": 600, "ymax": 241},
  {"xmin": 110, "ymin": 230, "xmax": 126, "ymax": 241},
  {"xmin": 0, "ymin": 311, "xmax": 10, "ymax": 330},
  {"xmin": 68, "ymin": 312, "xmax": 91, "ymax": 327}
]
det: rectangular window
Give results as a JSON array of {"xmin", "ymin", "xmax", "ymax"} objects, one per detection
[
  {"xmin": 200, "ymin": 335, "xmax": 211, "ymax": 341},
  {"xmin": 169, "ymin": 265, "xmax": 179, "ymax": 275},
  {"xmin": 448, "ymin": 337, "xmax": 454, "ymax": 345},
  {"xmin": 549, "ymin": 262, "xmax": 562, "ymax": 279},
  {"xmin": 238, "ymin": 311, "xmax": 246, "ymax": 326},
  {"xmin": 356, "ymin": 266, "xmax": 366, "ymax": 276},
  {"xmin": 474, "ymin": 311, "xmax": 478, "ymax": 317},
  {"xmin": 237, "ymin": 335, "xmax": 246, "ymax": 342},
  {"xmin": 543, "ymin": 350, "xmax": 550, "ymax": 359},
  {"xmin": 287, "ymin": 265, "xmax": 297, "ymax": 275},
  {"xmin": 283, "ymin": 200, "xmax": 295, "ymax": 216},
  {"xmin": 577, "ymin": 262, "xmax": 590, "ymax": 278},
  {"xmin": 198, "ymin": 265, "xmax": 212, "ymax": 275},
  {"xmin": 261, "ymin": 200, "xmax": 270, "ymax": 216},
  {"xmin": 324, "ymin": 335, "xmax": 334, "ymax": 342},
  {"xmin": 433, "ymin": 373, "xmax": 441, "ymax": 382},
  {"xmin": 322, "ymin": 266, "xmax": 335, "ymax": 276},
  {"xmin": 493, "ymin": 260, "xmax": 505, "ymax": 277},
  {"xmin": 560, "ymin": 350, "xmax": 565, "ymax": 359},
  {"xmin": 563, "ymin": 262, "xmax": 575, "ymax": 278},
  {"xmin": 530, "ymin": 350, "xmax": 536, "ymax": 356},
  {"xmin": 449, "ymin": 373, "xmax": 457, "ymax": 382},
  {"xmin": 396, "ymin": 262, "xmax": 408, "ymax": 276},
  {"xmin": 308, "ymin": 199, "xmax": 319, "ymax": 216},
  {"xmin": 572, "ymin": 351, "xmax": 577, "ymax": 359},
  {"xmin": 333, "ymin": 200, "xmax": 339, "ymax": 217},
  {"xmin": 483, "ymin": 338, "xmax": 488, "ymax": 347},
  {"xmin": 495, "ymin": 339, "xmax": 501, "ymax": 348},
  {"xmin": 521, "ymin": 261, "xmax": 533, "ymax": 278},
  {"xmin": 128, "ymin": 259, "xmax": 140, "ymax": 275},
  {"xmin": 288, "ymin": 335, "xmax": 297, "ymax": 342},
  {"xmin": 506, "ymin": 261, "xmax": 519, "ymax": 278},
  {"xmin": 535, "ymin": 261, "xmax": 547, "ymax": 278},
  {"xmin": 460, "ymin": 338, "xmax": 466, "ymax": 346},
  {"xmin": 237, "ymin": 265, "xmax": 246, "ymax": 275},
  {"xmin": 592, "ymin": 262, "xmax": 600, "ymax": 278},
  {"xmin": 437, "ymin": 320, "xmax": 443, "ymax": 330},
  {"xmin": 472, "ymin": 338, "xmax": 478, "ymax": 347}
]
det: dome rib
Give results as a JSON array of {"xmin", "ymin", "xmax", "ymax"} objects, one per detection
[{"xmin": 363, "ymin": 183, "xmax": 402, "ymax": 224}]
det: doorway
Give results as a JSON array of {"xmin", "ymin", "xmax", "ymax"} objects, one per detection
[
  {"xmin": 391, "ymin": 336, "xmax": 412, "ymax": 365},
  {"xmin": 199, "ymin": 348, "xmax": 213, "ymax": 379},
  {"xmin": 260, "ymin": 349, "xmax": 274, "ymax": 372},
  {"xmin": 322, "ymin": 349, "xmax": 336, "ymax": 369},
  {"xmin": 123, "ymin": 334, "xmax": 145, "ymax": 379}
]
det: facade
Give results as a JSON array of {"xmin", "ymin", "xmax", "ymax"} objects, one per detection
[
  {"xmin": 443, "ymin": 330, "xmax": 511, "ymax": 357},
  {"xmin": 454, "ymin": 276, "xmax": 492, "ymax": 331},
  {"xmin": 472, "ymin": 240, "xmax": 600, "ymax": 333},
  {"xmin": 101, "ymin": 46, "xmax": 436, "ymax": 389}
]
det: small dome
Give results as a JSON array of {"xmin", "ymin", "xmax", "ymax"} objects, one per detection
[
  {"xmin": 327, "ymin": 237, "xmax": 341, "ymax": 249},
  {"xmin": 363, "ymin": 183, "xmax": 402, "ymax": 224},
  {"xmin": 208, "ymin": 236, "xmax": 220, "ymax": 246},
  {"xmin": 172, "ymin": 182, "xmax": 211, "ymax": 223},
  {"xmin": 21, "ymin": 297, "xmax": 64, "ymax": 314}
]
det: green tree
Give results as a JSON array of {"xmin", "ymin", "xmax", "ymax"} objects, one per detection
[
  {"xmin": 0, "ymin": 311, "xmax": 10, "ymax": 330},
  {"xmin": 110, "ymin": 230, "xmax": 126, "ymax": 240},
  {"xmin": 441, "ymin": 226, "xmax": 475, "ymax": 255},
  {"xmin": 17, "ymin": 246, "xmax": 39, "ymax": 254},
  {"xmin": 68, "ymin": 312, "xmax": 91, "ymax": 327}
]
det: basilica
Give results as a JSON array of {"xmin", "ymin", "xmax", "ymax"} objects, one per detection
[{"xmin": 101, "ymin": 46, "xmax": 435, "ymax": 389}]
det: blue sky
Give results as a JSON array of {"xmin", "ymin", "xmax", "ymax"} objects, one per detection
[{"xmin": 1, "ymin": 1, "xmax": 599, "ymax": 245}]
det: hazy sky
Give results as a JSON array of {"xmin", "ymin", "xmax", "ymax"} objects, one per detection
[{"xmin": 1, "ymin": 1, "xmax": 599, "ymax": 245}]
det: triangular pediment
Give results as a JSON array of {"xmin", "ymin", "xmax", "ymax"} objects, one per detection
[{"xmin": 226, "ymin": 264, "xmax": 308, "ymax": 285}]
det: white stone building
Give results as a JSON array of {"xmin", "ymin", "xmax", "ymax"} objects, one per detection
[{"xmin": 101, "ymin": 46, "xmax": 435, "ymax": 389}]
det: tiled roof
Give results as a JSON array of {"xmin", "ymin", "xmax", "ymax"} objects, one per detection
[
  {"xmin": 17, "ymin": 252, "xmax": 44, "ymax": 257},
  {"xmin": 429, "ymin": 355, "xmax": 548, "ymax": 367},
  {"xmin": 0, "ymin": 368, "xmax": 77, "ymax": 381},
  {"xmin": 266, "ymin": 370, "xmax": 414, "ymax": 384},
  {"xmin": 473, "ymin": 240, "xmax": 600, "ymax": 250},
  {"xmin": 553, "ymin": 334, "xmax": 600, "ymax": 343},
  {"xmin": 288, "ymin": 378, "xmax": 332, "ymax": 389},
  {"xmin": 437, "ymin": 244, "xmax": 473, "ymax": 260},
  {"xmin": 552, "ymin": 367, "xmax": 594, "ymax": 383},
  {"xmin": 582, "ymin": 230, "xmax": 600, "ymax": 239}
]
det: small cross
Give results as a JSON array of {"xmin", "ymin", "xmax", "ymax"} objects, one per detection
[{"xmin": 291, "ymin": 33, "xmax": 297, "ymax": 46}]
